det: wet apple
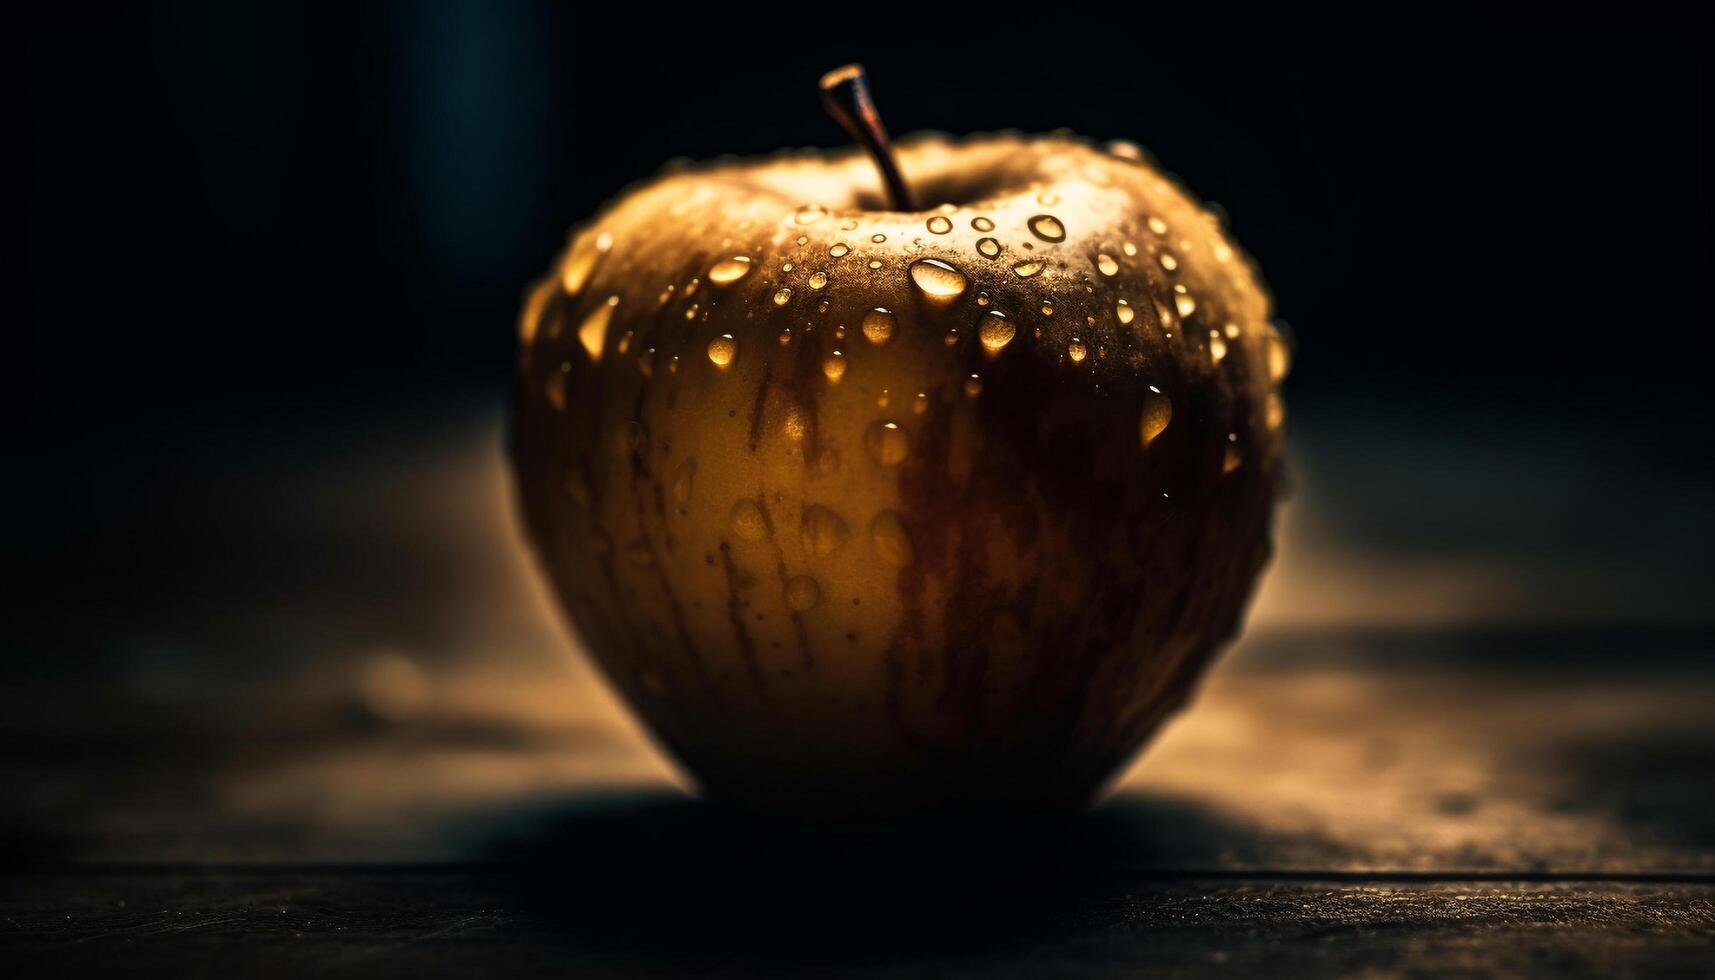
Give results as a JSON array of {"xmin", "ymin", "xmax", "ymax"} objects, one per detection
[{"xmin": 511, "ymin": 67, "xmax": 1288, "ymax": 818}]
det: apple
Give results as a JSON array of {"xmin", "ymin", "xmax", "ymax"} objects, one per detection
[{"xmin": 510, "ymin": 67, "xmax": 1287, "ymax": 819}]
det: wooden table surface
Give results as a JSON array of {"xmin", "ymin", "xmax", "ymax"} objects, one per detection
[
  {"xmin": 4, "ymin": 415, "xmax": 1712, "ymax": 975},
  {"xmin": 5, "ymin": 626, "xmax": 1712, "ymax": 977}
]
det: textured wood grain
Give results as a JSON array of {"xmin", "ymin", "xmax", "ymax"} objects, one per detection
[{"xmin": 4, "ymin": 869, "xmax": 1711, "ymax": 977}]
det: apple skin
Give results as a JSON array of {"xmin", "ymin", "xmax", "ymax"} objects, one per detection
[{"xmin": 511, "ymin": 134, "xmax": 1286, "ymax": 819}]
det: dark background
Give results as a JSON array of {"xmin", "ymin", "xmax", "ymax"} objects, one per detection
[
  {"xmin": 13, "ymin": 7, "xmax": 1714, "ymax": 773},
  {"xmin": 9, "ymin": 9, "xmax": 1715, "ymax": 974}
]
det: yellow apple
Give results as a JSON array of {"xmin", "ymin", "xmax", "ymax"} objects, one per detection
[{"xmin": 511, "ymin": 78, "xmax": 1287, "ymax": 818}]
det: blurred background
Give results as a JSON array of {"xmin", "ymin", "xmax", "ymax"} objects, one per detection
[{"xmin": 11, "ymin": 6, "xmax": 1712, "ymax": 869}]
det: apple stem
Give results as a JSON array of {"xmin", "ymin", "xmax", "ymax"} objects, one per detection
[{"xmin": 820, "ymin": 64, "xmax": 916, "ymax": 212}]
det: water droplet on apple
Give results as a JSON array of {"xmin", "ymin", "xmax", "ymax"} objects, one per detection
[
  {"xmin": 976, "ymin": 237, "xmax": 1001, "ymax": 258},
  {"xmin": 808, "ymin": 271, "xmax": 828, "ymax": 290},
  {"xmin": 963, "ymin": 374, "xmax": 983, "ymax": 398},
  {"xmin": 800, "ymin": 505, "xmax": 850, "ymax": 557},
  {"xmin": 560, "ymin": 230, "xmax": 613, "ymax": 296},
  {"xmin": 1159, "ymin": 252, "xmax": 1178, "ymax": 271},
  {"xmin": 707, "ymin": 334, "xmax": 737, "ymax": 368},
  {"xmin": 1148, "ymin": 216, "xmax": 1168, "ymax": 235},
  {"xmin": 912, "ymin": 392, "xmax": 930, "ymax": 415},
  {"xmin": 1011, "ymin": 260, "xmax": 1043, "ymax": 278},
  {"xmin": 861, "ymin": 308, "xmax": 896, "ymax": 345},
  {"xmin": 1223, "ymin": 443, "xmax": 1243, "ymax": 474},
  {"xmin": 1209, "ymin": 330, "xmax": 1228, "ymax": 363},
  {"xmin": 1068, "ymin": 338, "xmax": 1088, "ymax": 363},
  {"xmin": 926, "ymin": 215, "xmax": 952, "ymax": 234},
  {"xmin": 1265, "ymin": 328, "xmax": 1291, "ymax": 382},
  {"xmin": 1096, "ymin": 253, "xmax": 1119, "ymax": 277},
  {"xmin": 1175, "ymin": 290, "xmax": 1197, "ymax": 318},
  {"xmin": 730, "ymin": 499, "xmax": 771, "ymax": 541},
  {"xmin": 773, "ymin": 287, "xmax": 793, "ymax": 306},
  {"xmin": 870, "ymin": 511, "xmax": 914, "ymax": 567},
  {"xmin": 909, "ymin": 258, "xmax": 967, "ymax": 300},
  {"xmin": 829, "ymin": 243, "xmax": 850, "ymax": 258},
  {"xmin": 708, "ymin": 256, "xmax": 752, "ymax": 285},
  {"xmin": 971, "ymin": 216, "xmax": 995, "ymax": 232},
  {"xmin": 1140, "ymin": 386, "xmax": 1172, "ymax": 447},
  {"xmin": 784, "ymin": 575, "xmax": 821, "ymax": 612},
  {"xmin": 864, "ymin": 420, "xmax": 909, "ymax": 465},
  {"xmin": 1028, "ymin": 214, "xmax": 1066, "ymax": 242},
  {"xmin": 544, "ymin": 366, "xmax": 567, "ymax": 411},
  {"xmin": 1107, "ymin": 140, "xmax": 1145, "ymax": 160},
  {"xmin": 871, "ymin": 233, "xmax": 887, "ymax": 243},
  {"xmin": 579, "ymin": 296, "xmax": 618, "ymax": 362},
  {"xmin": 978, "ymin": 311, "xmax": 1015, "ymax": 353},
  {"xmin": 1115, "ymin": 299, "xmax": 1135, "ymax": 325},
  {"xmin": 823, "ymin": 350, "xmax": 847, "ymax": 383}
]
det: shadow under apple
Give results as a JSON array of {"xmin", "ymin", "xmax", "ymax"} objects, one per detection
[{"xmin": 466, "ymin": 786, "xmax": 1323, "ymax": 960}]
